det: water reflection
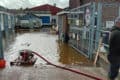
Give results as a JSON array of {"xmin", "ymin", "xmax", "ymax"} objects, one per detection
[
  {"xmin": 4, "ymin": 31, "xmax": 92, "ymax": 66},
  {"xmin": 57, "ymin": 42, "xmax": 92, "ymax": 65},
  {"xmin": 2, "ymin": 30, "xmax": 16, "ymax": 51}
]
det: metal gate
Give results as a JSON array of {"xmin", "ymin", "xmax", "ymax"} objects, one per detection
[
  {"xmin": 68, "ymin": 2, "xmax": 102, "ymax": 58},
  {"xmin": 68, "ymin": 2, "xmax": 120, "ymax": 58},
  {"xmin": 57, "ymin": 2, "xmax": 120, "ymax": 59}
]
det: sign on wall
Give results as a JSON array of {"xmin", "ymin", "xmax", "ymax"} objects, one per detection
[
  {"xmin": 106, "ymin": 21, "xmax": 114, "ymax": 28},
  {"xmin": 85, "ymin": 7, "xmax": 90, "ymax": 26},
  {"xmin": 76, "ymin": 20, "xmax": 79, "ymax": 26}
]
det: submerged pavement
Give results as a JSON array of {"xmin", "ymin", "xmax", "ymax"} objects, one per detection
[
  {"xmin": 4, "ymin": 31, "xmax": 92, "ymax": 66},
  {"xmin": 0, "ymin": 65, "xmax": 107, "ymax": 80},
  {"xmin": 0, "ymin": 31, "xmax": 110, "ymax": 80}
]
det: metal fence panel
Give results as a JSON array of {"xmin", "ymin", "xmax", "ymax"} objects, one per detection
[
  {"xmin": 58, "ymin": 2, "xmax": 120, "ymax": 58},
  {"xmin": 0, "ymin": 13, "xmax": 4, "ymax": 59},
  {"xmin": 68, "ymin": 2, "xmax": 96, "ymax": 58}
]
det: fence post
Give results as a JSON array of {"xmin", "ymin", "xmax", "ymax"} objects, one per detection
[
  {"xmin": 0, "ymin": 13, "xmax": 4, "ymax": 59},
  {"xmin": 88, "ymin": 2, "xmax": 96, "ymax": 59},
  {"xmin": 95, "ymin": 2, "xmax": 102, "ymax": 52},
  {"xmin": 4, "ymin": 14, "xmax": 9, "ymax": 46}
]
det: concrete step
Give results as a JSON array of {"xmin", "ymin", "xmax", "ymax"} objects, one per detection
[{"xmin": 0, "ymin": 64, "xmax": 110, "ymax": 80}]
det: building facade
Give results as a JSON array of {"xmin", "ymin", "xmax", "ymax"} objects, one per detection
[
  {"xmin": 11, "ymin": 4, "xmax": 62, "ymax": 29},
  {"xmin": 69, "ymin": 0, "xmax": 120, "ymax": 28},
  {"xmin": 30, "ymin": 4, "xmax": 62, "ymax": 26}
]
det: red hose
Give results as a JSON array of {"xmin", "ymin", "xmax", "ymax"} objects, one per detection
[{"xmin": 33, "ymin": 51, "xmax": 103, "ymax": 80}]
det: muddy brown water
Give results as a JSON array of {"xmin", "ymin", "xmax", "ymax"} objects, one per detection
[{"xmin": 4, "ymin": 30, "xmax": 92, "ymax": 66}]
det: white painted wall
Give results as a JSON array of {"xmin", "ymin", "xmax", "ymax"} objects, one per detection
[
  {"xmin": 34, "ymin": 14, "xmax": 51, "ymax": 17},
  {"xmin": 20, "ymin": 20, "xmax": 29, "ymax": 24},
  {"xmin": 52, "ymin": 15, "xmax": 57, "ymax": 19}
]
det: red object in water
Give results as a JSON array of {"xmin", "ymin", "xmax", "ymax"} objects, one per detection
[{"xmin": 0, "ymin": 59, "xmax": 6, "ymax": 68}]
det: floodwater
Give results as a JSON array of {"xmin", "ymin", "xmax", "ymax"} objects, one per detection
[
  {"xmin": 1, "ymin": 30, "xmax": 108, "ymax": 80},
  {"xmin": 4, "ymin": 30, "xmax": 92, "ymax": 66}
]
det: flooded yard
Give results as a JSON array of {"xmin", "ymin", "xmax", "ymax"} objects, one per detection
[
  {"xmin": 0, "ymin": 31, "xmax": 108, "ymax": 80},
  {"xmin": 4, "ymin": 31, "xmax": 92, "ymax": 66}
]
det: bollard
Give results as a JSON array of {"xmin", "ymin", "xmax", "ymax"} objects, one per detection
[{"xmin": 0, "ymin": 59, "xmax": 6, "ymax": 68}]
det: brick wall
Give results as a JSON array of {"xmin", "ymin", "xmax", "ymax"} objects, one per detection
[
  {"xmin": 102, "ymin": 5, "xmax": 119, "ymax": 27},
  {"xmin": 69, "ymin": 0, "xmax": 120, "ymax": 28},
  {"xmin": 81, "ymin": 0, "xmax": 120, "ymax": 4},
  {"xmin": 69, "ymin": 0, "xmax": 81, "ymax": 9},
  {"xmin": 69, "ymin": 0, "xmax": 120, "ymax": 7}
]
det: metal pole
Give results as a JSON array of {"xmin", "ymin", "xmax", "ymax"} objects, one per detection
[
  {"xmin": 29, "ymin": 13, "xmax": 34, "ymax": 31},
  {"xmin": 88, "ymin": 2, "xmax": 96, "ymax": 59},
  {"xmin": 0, "ymin": 13, "xmax": 4, "ymax": 59},
  {"xmin": 11, "ymin": 15, "xmax": 14, "ymax": 31},
  {"xmin": 4, "ymin": 14, "xmax": 9, "ymax": 44},
  {"xmin": 95, "ymin": 2, "xmax": 102, "ymax": 52},
  {"xmin": 10, "ymin": 15, "xmax": 15, "ymax": 40}
]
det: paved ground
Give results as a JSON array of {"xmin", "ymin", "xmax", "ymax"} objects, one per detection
[{"xmin": 0, "ymin": 64, "xmax": 108, "ymax": 80}]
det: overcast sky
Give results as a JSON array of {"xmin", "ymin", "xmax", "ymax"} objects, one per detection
[{"xmin": 0, "ymin": 0, "xmax": 69, "ymax": 9}]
